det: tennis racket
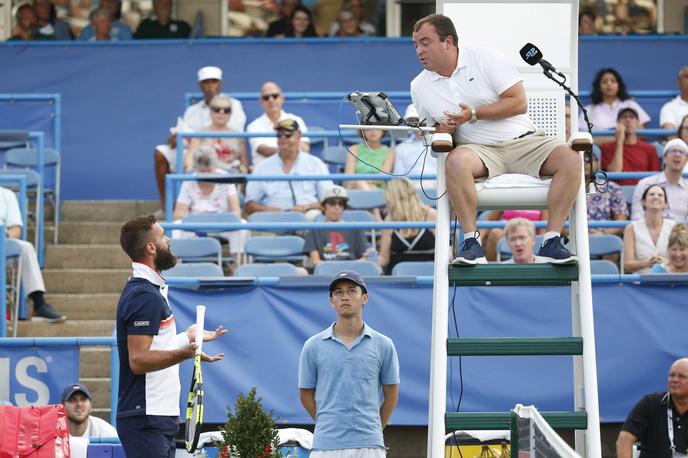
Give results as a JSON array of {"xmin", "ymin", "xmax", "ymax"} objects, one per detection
[{"xmin": 185, "ymin": 305, "xmax": 206, "ymax": 453}]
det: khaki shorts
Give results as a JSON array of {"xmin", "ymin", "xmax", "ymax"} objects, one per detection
[{"xmin": 462, "ymin": 129, "xmax": 565, "ymax": 178}]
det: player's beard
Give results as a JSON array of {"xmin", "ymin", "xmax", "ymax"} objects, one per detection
[{"xmin": 154, "ymin": 244, "xmax": 178, "ymax": 272}]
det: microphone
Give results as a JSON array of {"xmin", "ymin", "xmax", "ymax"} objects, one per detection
[{"xmin": 519, "ymin": 43, "xmax": 560, "ymax": 76}]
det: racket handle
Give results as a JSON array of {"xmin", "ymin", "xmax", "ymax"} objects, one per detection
[{"xmin": 195, "ymin": 305, "xmax": 206, "ymax": 354}]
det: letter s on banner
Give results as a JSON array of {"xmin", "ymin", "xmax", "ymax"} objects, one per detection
[{"xmin": 15, "ymin": 357, "xmax": 49, "ymax": 406}]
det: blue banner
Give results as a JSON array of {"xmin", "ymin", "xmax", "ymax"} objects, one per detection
[
  {"xmin": 169, "ymin": 282, "xmax": 688, "ymax": 425},
  {"xmin": 0, "ymin": 346, "xmax": 79, "ymax": 406}
]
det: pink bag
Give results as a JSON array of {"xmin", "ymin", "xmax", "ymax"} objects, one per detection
[{"xmin": 0, "ymin": 404, "xmax": 70, "ymax": 458}]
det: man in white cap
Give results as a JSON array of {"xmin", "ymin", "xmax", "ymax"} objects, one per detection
[
  {"xmin": 153, "ymin": 66, "xmax": 247, "ymax": 213},
  {"xmin": 303, "ymin": 185, "xmax": 370, "ymax": 267},
  {"xmin": 392, "ymin": 103, "xmax": 437, "ymax": 189},
  {"xmin": 631, "ymin": 138, "xmax": 688, "ymax": 222}
]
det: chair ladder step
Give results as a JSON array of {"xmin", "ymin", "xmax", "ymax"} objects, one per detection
[
  {"xmin": 449, "ymin": 263, "xmax": 578, "ymax": 286},
  {"xmin": 447, "ymin": 337, "xmax": 583, "ymax": 356},
  {"xmin": 445, "ymin": 411, "xmax": 587, "ymax": 431}
]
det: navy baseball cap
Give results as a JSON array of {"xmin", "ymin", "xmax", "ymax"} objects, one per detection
[
  {"xmin": 61, "ymin": 383, "xmax": 92, "ymax": 402},
  {"xmin": 329, "ymin": 270, "xmax": 367, "ymax": 294}
]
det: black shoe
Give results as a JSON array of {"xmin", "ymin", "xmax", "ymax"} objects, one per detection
[
  {"xmin": 451, "ymin": 237, "xmax": 487, "ymax": 265},
  {"xmin": 537, "ymin": 236, "xmax": 578, "ymax": 264},
  {"xmin": 33, "ymin": 303, "xmax": 66, "ymax": 322}
]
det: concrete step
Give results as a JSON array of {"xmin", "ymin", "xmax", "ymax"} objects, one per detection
[
  {"xmin": 45, "ymin": 293, "xmax": 118, "ymax": 320},
  {"xmin": 61, "ymin": 200, "xmax": 159, "ymax": 222},
  {"xmin": 54, "ymin": 222, "xmax": 123, "ymax": 245},
  {"xmin": 16, "ymin": 319, "xmax": 115, "ymax": 337},
  {"xmin": 43, "ymin": 269, "xmax": 130, "ymax": 294},
  {"xmin": 81, "ymin": 377, "xmax": 111, "ymax": 410},
  {"xmin": 80, "ymin": 347, "xmax": 112, "ymax": 378},
  {"xmin": 45, "ymin": 244, "xmax": 130, "ymax": 269}
]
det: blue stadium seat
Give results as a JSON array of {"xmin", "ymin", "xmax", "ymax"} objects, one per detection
[
  {"xmin": 244, "ymin": 235, "xmax": 306, "ymax": 263},
  {"xmin": 162, "ymin": 262, "xmax": 224, "ymax": 277},
  {"xmin": 321, "ymin": 145, "xmax": 348, "ymax": 174},
  {"xmin": 6, "ymin": 239, "xmax": 23, "ymax": 337},
  {"xmin": 308, "ymin": 125, "xmax": 326, "ymax": 158},
  {"xmin": 235, "ymin": 262, "xmax": 300, "ymax": 277},
  {"xmin": 170, "ymin": 237, "xmax": 222, "ymax": 267},
  {"xmin": 621, "ymin": 185, "xmax": 636, "ymax": 209},
  {"xmin": 314, "ymin": 260, "xmax": 381, "ymax": 277},
  {"xmin": 346, "ymin": 189, "xmax": 385, "ymax": 210},
  {"xmin": 417, "ymin": 188, "xmax": 438, "ymax": 208},
  {"xmin": 247, "ymin": 211, "xmax": 309, "ymax": 234},
  {"xmin": 0, "ymin": 130, "xmax": 29, "ymax": 150},
  {"xmin": 391, "ymin": 261, "xmax": 434, "ymax": 276},
  {"xmin": 0, "ymin": 169, "xmax": 42, "ymax": 248},
  {"xmin": 588, "ymin": 234, "xmax": 624, "ymax": 258},
  {"xmin": 590, "ymin": 259, "xmax": 619, "ymax": 275},
  {"xmin": 182, "ymin": 212, "xmax": 242, "ymax": 236}
]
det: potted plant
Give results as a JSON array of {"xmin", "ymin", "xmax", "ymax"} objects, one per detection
[{"xmin": 217, "ymin": 386, "xmax": 281, "ymax": 458}]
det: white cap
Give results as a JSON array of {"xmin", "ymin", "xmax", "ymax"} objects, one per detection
[
  {"xmin": 404, "ymin": 104, "xmax": 419, "ymax": 120},
  {"xmin": 197, "ymin": 66, "xmax": 222, "ymax": 82},
  {"xmin": 321, "ymin": 185, "xmax": 348, "ymax": 203},
  {"xmin": 664, "ymin": 138, "xmax": 688, "ymax": 154}
]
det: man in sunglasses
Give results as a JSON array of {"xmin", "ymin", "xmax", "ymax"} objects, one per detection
[
  {"xmin": 246, "ymin": 81, "xmax": 310, "ymax": 167},
  {"xmin": 304, "ymin": 185, "xmax": 370, "ymax": 268},
  {"xmin": 245, "ymin": 119, "xmax": 331, "ymax": 220}
]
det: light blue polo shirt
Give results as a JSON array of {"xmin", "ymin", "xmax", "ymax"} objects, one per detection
[{"xmin": 298, "ymin": 322, "xmax": 400, "ymax": 451}]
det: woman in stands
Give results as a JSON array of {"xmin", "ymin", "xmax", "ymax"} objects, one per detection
[
  {"xmin": 173, "ymin": 144, "xmax": 248, "ymax": 265},
  {"xmin": 377, "ymin": 178, "xmax": 436, "ymax": 274},
  {"xmin": 623, "ymin": 184, "xmax": 676, "ymax": 273},
  {"xmin": 277, "ymin": 6, "xmax": 318, "ymax": 38},
  {"xmin": 344, "ymin": 128, "xmax": 394, "ymax": 190},
  {"xmin": 186, "ymin": 94, "xmax": 249, "ymax": 174},
  {"xmin": 580, "ymin": 68, "xmax": 651, "ymax": 131},
  {"xmin": 331, "ymin": 8, "xmax": 368, "ymax": 37},
  {"xmin": 650, "ymin": 224, "xmax": 688, "ymax": 273},
  {"xmin": 679, "ymin": 114, "xmax": 688, "ymax": 144}
]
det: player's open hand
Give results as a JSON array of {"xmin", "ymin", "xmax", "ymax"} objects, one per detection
[
  {"xmin": 201, "ymin": 351, "xmax": 225, "ymax": 363},
  {"xmin": 186, "ymin": 325, "xmax": 229, "ymax": 343}
]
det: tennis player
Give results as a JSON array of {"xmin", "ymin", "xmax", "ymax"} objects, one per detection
[
  {"xmin": 298, "ymin": 271, "xmax": 400, "ymax": 457},
  {"xmin": 116, "ymin": 215, "xmax": 226, "ymax": 457}
]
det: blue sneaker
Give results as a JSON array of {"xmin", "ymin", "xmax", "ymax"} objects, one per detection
[
  {"xmin": 452, "ymin": 237, "xmax": 487, "ymax": 265},
  {"xmin": 537, "ymin": 236, "xmax": 577, "ymax": 264}
]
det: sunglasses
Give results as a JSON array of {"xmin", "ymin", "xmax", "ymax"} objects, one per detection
[
  {"xmin": 211, "ymin": 106, "xmax": 231, "ymax": 114},
  {"xmin": 325, "ymin": 199, "xmax": 347, "ymax": 207},
  {"xmin": 261, "ymin": 93, "xmax": 281, "ymax": 101},
  {"xmin": 667, "ymin": 149, "xmax": 687, "ymax": 156},
  {"xmin": 276, "ymin": 131, "xmax": 295, "ymax": 138}
]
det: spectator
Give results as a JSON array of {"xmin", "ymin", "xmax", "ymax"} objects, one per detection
[
  {"xmin": 265, "ymin": 0, "xmax": 300, "ymax": 37},
  {"xmin": 482, "ymin": 209, "xmax": 547, "ymax": 262},
  {"xmin": 276, "ymin": 5, "xmax": 318, "ymax": 38},
  {"xmin": 328, "ymin": 0, "xmax": 375, "ymax": 36},
  {"xmin": 154, "ymin": 66, "xmax": 246, "ymax": 211},
  {"xmin": 601, "ymin": 107, "xmax": 660, "ymax": 185},
  {"xmin": 33, "ymin": 0, "xmax": 72, "ymax": 40},
  {"xmin": 623, "ymin": 184, "xmax": 676, "ymax": 274},
  {"xmin": 186, "ymin": 94, "xmax": 248, "ymax": 173},
  {"xmin": 61, "ymin": 383, "xmax": 118, "ymax": 448},
  {"xmin": 0, "ymin": 186, "xmax": 65, "ymax": 321},
  {"xmin": 345, "ymin": 129, "xmax": 394, "ymax": 190},
  {"xmin": 586, "ymin": 153, "xmax": 628, "ymax": 236},
  {"xmin": 133, "ymin": 0, "xmax": 190, "ymax": 39},
  {"xmin": 659, "ymin": 66, "xmax": 688, "ymax": 131},
  {"xmin": 580, "ymin": 68, "xmax": 650, "ymax": 131},
  {"xmin": 330, "ymin": 8, "xmax": 368, "ymax": 37},
  {"xmin": 578, "ymin": 9, "xmax": 597, "ymax": 35},
  {"xmin": 680, "ymin": 115, "xmax": 688, "ymax": 145},
  {"xmin": 377, "ymin": 178, "xmax": 436, "ymax": 273},
  {"xmin": 500, "ymin": 218, "xmax": 546, "ymax": 264},
  {"xmin": 79, "ymin": 0, "xmax": 133, "ymax": 41},
  {"xmin": 172, "ymin": 144, "xmax": 248, "ymax": 264},
  {"xmin": 650, "ymin": 223, "xmax": 688, "ymax": 273},
  {"xmin": 631, "ymin": 138, "xmax": 688, "ymax": 222},
  {"xmin": 392, "ymin": 104, "xmax": 437, "ymax": 189},
  {"xmin": 304, "ymin": 185, "xmax": 368, "ymax": 267},
  {"xmin": 245, "ymin": 119, "xmax": 331, "ymax": 220},
  {"xmin": 8, "ymin": 3, "xmax": 55, "ymax": 41},
  {"xmin": 246, "ymin": 81, "xmax": 309, "ymax": 167},
  {"xmin": 82, "ymin": 8, "xmax": 113, "ymax": 41}
]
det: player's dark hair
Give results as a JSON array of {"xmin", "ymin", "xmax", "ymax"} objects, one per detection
[
  {"xmin": 413, "ymin": 14, "xmax": 458, "ymax": 48},
  {"xmin": 120, "ymin": 214, "xmax": 157, "ymax": 261}
]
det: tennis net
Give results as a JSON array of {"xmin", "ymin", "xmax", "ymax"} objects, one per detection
[{"xmin": 510, "ymin": 404, "xmax": 582, "ymax": 458}]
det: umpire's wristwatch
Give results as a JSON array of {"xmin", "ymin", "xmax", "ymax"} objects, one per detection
[{"xmin": 469, "ymin": 107, "xmax": 478, "ymax": 124}]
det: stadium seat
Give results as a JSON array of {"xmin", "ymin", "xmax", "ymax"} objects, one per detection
[
  {"xmin": 244, "ymin": 235, "xmax": 306, "ymax": 263},
  {"xmin": 182, "ymin": 212, "xmax": 242, "ymax": 236},
  {"xmin": 235, "ymin": 262, "xmax": 300, "ymax": 277},
  {"xmin": 162, "ymin": 262, "xmax": 224, "ymax": 277},
  {"xmin": 588, "ymin": 234, "xmax": 624, "ymax": 272},
  {"xmin": 5, "ymin": 240, "xmax": 23, "ymax": 337},
  {"xmin": 5, "ymin": 147, "xmax": 61, "ymax": 244},
  {"xmin": 346, "ymin": 189, "xmax": 385, "ymax": 210},
  {"xmin": 0, "ymin": 130, "xmax": 29, "ymax": 150},
  {"xmin": 314, "ymin": 260, "xmax": 381, "ymax": 277},
  {"xmin": 247, "ymin": 211, "xmax": 309, "ymax": 234},
  {"xmin": 417, "ymin": 187, "xmax": 438, "ymax": 208},
  {"xmin": 621, "ymin": 185, "xmax": 636, "ymax": 210},
  {"xmin": 170, "ymin": 237, "xmax": 222, "ymax": 267},
  {"xmin": 0, "ymin": 169, "xmax": 42, "ymax": 249},
  {"xmin": 308, "ymin": 125, "xmax": 326, "ymax": 158},
  {"xmin": 391, "ymin": 261, "xmax": 434, "ymax": 276},
  {"xmin": 590, "ymin": 259, "xmax": 619, "ymax": 275},
  {"xmin": 321, "ymin": 145, "xmax": 348, "ymax": 174}
]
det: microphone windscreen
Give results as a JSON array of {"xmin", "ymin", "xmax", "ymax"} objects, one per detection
[{"xmin": 519, "ymin": 43, "xmax": 542, "ymax": 66}]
